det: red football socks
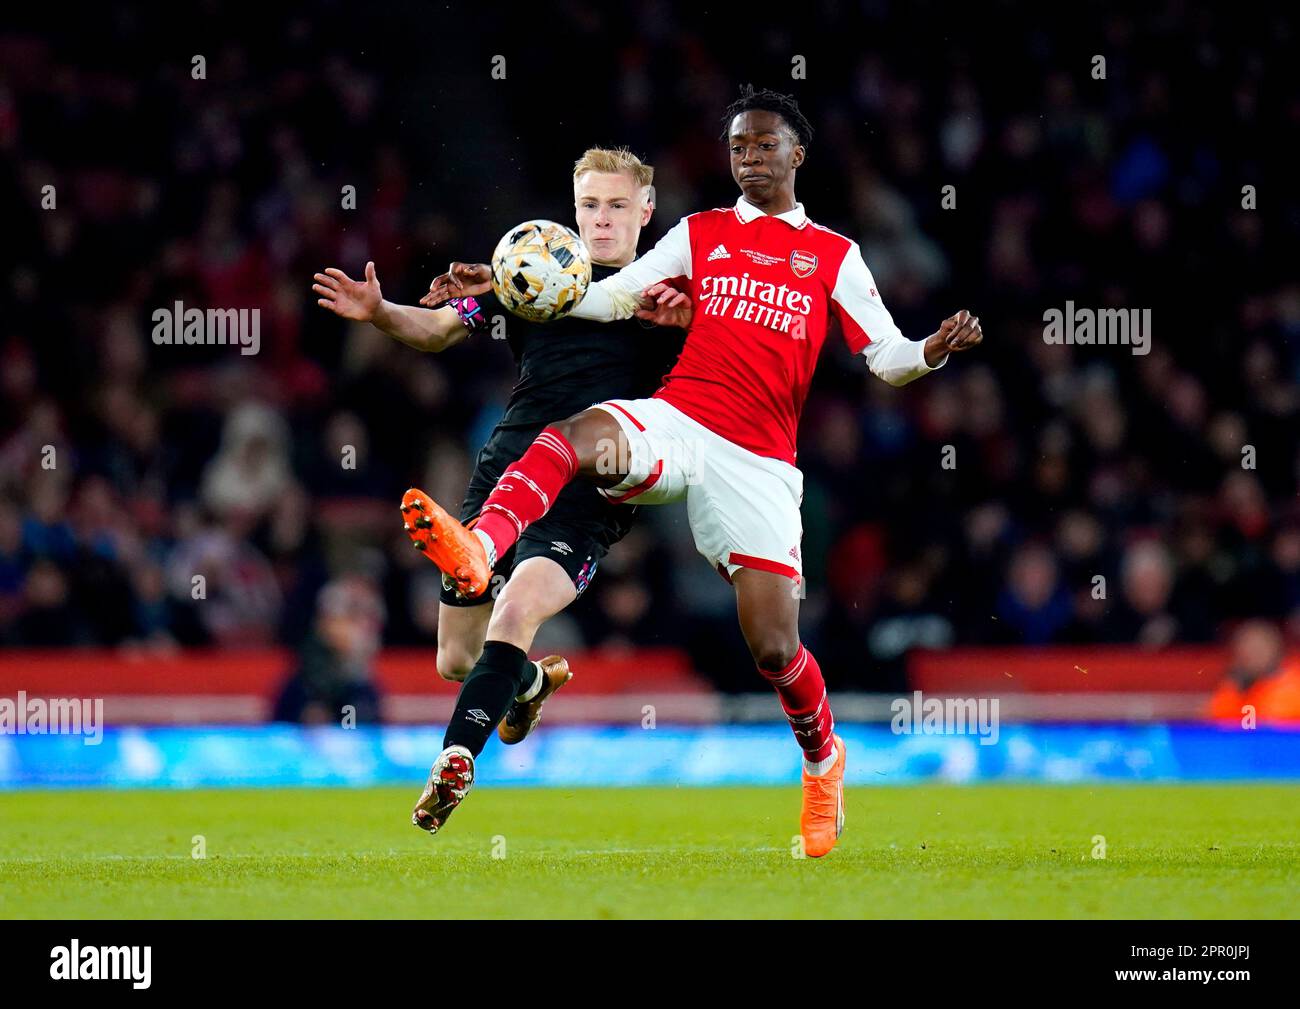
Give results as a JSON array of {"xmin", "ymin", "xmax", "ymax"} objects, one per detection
[
  {"xmin": 760, "ymin": 644, "xmax": 835, "ymax": 762},
  {"xmin": 474, "ymin": 427, "xmax": 580, "ymax": 560}
]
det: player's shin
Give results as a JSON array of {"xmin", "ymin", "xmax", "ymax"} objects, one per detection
[
  {"xmin": 758, "ymin": 643, "xmax": 836, "ymax": 771},
  {"xmin": 473, "ymin": 427, "xmax": 580, "ymax": 563},
  {"xmin": 442, "ymin": 639, "xmax": 536, "ymax": 757}
]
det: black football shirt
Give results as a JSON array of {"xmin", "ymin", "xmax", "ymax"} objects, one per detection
[{"xmin": 476, "ymin": 262, "xmax": 685, "ymax": 430}]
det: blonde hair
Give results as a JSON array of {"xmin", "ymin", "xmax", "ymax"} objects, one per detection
[{"xmin": 572, "ymin": 147, "xmax": 654, "ymax": 202}]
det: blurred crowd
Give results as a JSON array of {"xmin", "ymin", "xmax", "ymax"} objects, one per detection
[{"xmin": 1, "ymin": 3, "xmax": 1298, "ymax": 692}]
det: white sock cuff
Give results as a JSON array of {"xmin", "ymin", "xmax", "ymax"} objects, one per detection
[
  {"xmin": 803, "ymin": 749, "xmax": 837, "ymax": 776},
  {"xmin": 472, "ymin": 528, "xmax": 497, "ymax": 569},
  {"xmin": 516, "ymin": 661, "xmax": 544, "ymax": 702}
]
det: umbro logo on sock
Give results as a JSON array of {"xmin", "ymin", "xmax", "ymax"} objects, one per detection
[
  {"xmin": 707, "ymin": 244, "xmax": 731, "ymax": 261},
  {"xmin": 466, "ymin": 708, "xmax": 490, "ymax": 726}
]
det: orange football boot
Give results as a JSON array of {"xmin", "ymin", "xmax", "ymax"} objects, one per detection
[
  {"xmin": 800, "ymin": 733, "xmax": 846, "ymax": 858},
  {"xmin": 400, "ymin": 487, "xmax": 492, "ymax": 598}
]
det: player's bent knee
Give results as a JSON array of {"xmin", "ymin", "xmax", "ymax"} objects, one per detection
[
  {"xmin": 746, "ymin": 634, "xmax": 801, "ymax": 673},
  {"xmin": 550, "ymin": 410, "xmax": 598, "ymax": 447},
  {"xmin": 552, "ymin": 409, "xmax": 625, "ymax": 479},
  {"xmin": 486, "ymin": 594, "xmax": 546, "ymax": 643},
  {"xmin": 435, "ymin": 646, "xmax": 478, "ymax": 683}
]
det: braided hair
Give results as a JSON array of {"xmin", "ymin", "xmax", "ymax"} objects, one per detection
[{"xmin": 719, "ymin": 84, "xmax": 814, "ymax": 151}]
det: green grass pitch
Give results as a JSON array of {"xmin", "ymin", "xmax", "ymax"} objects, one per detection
[{"xmin": 1, "ymin": 784, "xmax": 1296, "ymax": 918}]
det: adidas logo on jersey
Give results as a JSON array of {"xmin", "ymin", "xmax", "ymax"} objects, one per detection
[{"xmin": 707, "ymin": 244, "xmax": 731, "ymax": 261}]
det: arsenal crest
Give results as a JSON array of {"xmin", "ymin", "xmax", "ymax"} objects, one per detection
[{"xmin": 789, "ymin": 250, "xmax": 818, "ymax": 278}]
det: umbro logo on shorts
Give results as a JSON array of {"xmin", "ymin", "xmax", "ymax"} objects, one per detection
[
  {"xmin": 466, "ymin": 708, "xmax": 490, "ymax": 726},
  {"xmin": 707, "ymin": 244, "xmax": 731, "ymax": 261},
  {"xmin": 551, "ymin": 541, "xmax": 573, "ymax": 555}
]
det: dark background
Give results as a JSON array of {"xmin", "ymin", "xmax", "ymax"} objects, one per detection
[{"xmin": 1, "ymin": 2, "xmax": 1297, "ymax": 692}]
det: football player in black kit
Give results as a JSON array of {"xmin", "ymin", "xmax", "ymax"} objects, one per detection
[{"xmin": 313, "ymin": 147, "xmax": 691, "ymax": 832}]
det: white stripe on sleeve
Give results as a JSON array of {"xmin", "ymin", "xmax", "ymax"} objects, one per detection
[
  {"xmin": 572, "ymin": 216, "xmax": 694, "ymax": 321},
  {"xmin": 831, "ymin": 241, "xmax": 944, "ymax": 386}
]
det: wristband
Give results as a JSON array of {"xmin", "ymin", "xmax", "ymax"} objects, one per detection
[{"xmin": 449, "ymin": 295, "xmax": 487, "ymax": 335}]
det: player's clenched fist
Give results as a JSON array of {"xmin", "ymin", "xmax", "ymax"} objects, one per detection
[
  {"xmin": 924, "ymin": 309, "xmax": 983, "ymax": 366},
  {"xmin": 421, "ymin": 262, "xmax": 492, "ymax": 306},
  {"xmin": 314, "ymin": 261, "xmax": 382, "ymax": 322}
]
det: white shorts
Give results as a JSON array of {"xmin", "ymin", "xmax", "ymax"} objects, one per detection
[{"xmin": 590, "ymin": 398, "xmax": 804, "ymax": 582}]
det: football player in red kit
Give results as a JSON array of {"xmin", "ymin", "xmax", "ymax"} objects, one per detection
[{"xmin": 406, "ymin": 86, "xmax": 983, "ymax": 856}]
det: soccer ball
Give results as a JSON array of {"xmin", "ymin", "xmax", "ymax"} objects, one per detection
[{"xmin": 490, "ymin": 220, "xmax": 591, "ymax": 322}]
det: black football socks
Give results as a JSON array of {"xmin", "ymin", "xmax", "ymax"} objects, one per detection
[{"xmin": 442, "ymin": 639, "xmax": 533, "ymax": 757}]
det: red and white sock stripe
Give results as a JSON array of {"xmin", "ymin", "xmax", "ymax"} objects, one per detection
[
  {"xmin": 787, "ymin": 689, "xmax": 833, "ymax": 735},
  {"xmin": 759, "ymin": 644, "xmax": 835, "ymax": 762},
  {"xmin": 767, "ymin": 645, "xmax": 809, "ymax": 688},
  {"xmin": 501, "ymin": 468, "xmax": 550, "ymax": 511},
  {"xmin": 480, "ymin": 502, "xmax": 522, "ymax": 535},
  {"xmin": 535, "ymin": 429, "xmax": 578, "ymax": 478},
  {"xmin": 474, "ymin": 426, "xmax": 581, "ymax": 561}
]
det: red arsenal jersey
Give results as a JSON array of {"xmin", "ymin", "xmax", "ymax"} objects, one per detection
[{"xmin": 573, "ymin": 196, "xmax": 941, "ymax": 465}]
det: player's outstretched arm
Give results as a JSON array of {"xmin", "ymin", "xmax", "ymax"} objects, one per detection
[
  {"xmin": 860, "ymin": 309, "xmax": 982, "ymax": 385},
  {"xmin": 314, "ymin": 261, "xmax": 470, "ymax": 353},
  {"xmin": 834, "ymin": 242, "xmax": 982, "ymax": 385}
]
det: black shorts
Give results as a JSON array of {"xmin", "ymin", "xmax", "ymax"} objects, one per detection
[{"xmin": 439, "ymin": 424, "xmax": 636, "ymax": 607}]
